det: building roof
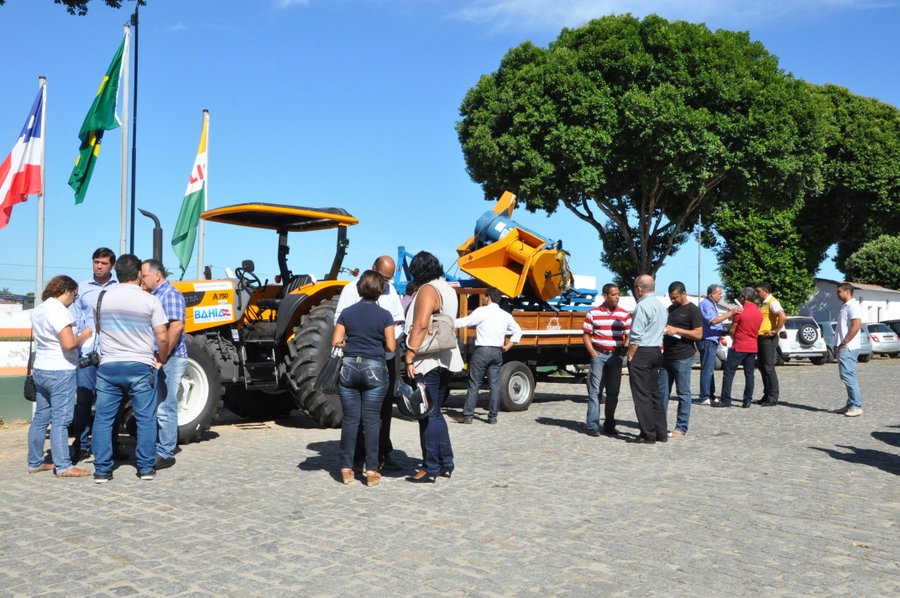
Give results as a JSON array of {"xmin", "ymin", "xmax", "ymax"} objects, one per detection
[
  {"xmin": 0, "ymin": 292, "xmax": 32, "ymax": 304},
  {"xmin": 815, "ymin": 278, "xmax": 900, "ymax": 295}
]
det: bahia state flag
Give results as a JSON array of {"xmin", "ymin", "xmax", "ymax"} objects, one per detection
[
  {"xmin": 172, "ymin": 111, "xmax": 209, "ymax": 274},
  {"xmin": 0, "ymin": 83, "xmax": 46, "ymax": 230},
  {"xmin": 68, "ymin": 33, "xmax": 127, "ymax": 205}
]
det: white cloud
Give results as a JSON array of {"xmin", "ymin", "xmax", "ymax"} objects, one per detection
[{"xmin": 451, "ymin": 0, "xmax": 894, "ymax": 31}]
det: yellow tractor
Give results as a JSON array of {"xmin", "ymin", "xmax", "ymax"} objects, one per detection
[{"xmin": 171, "ymin": 203, "xmax": 357, "ymax": 441}]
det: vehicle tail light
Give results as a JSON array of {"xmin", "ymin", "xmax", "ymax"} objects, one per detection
[
  {"xmin": 869, "ymin": 334, "xmax": 880, "ymax": 342},
  {"xmin": 719, "ymin": 336, "xmax": 728, "ymax": 346}
]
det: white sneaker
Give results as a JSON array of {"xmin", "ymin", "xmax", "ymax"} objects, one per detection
[{"xmin": 844, "ymin": 407, "xmax": 863, "ymax": 417}]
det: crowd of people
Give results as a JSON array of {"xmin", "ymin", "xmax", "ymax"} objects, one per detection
[
  {"xmin": 27, "ymin": 245, "xmax": 865, "ymax": 484},
  {"xmin": 27, "ymin": 248, "xmax": 186, "ymax": 482}
]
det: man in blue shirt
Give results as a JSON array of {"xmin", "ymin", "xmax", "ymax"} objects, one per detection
[
  {"xmin": 696, "ymin": 284, "xmax": 741, "ymax": 405},
  {"xmin": 626, "ymin": 274, "xmax": 668, "ymax": 444},
  {"xmin": 69, "ymin": 247, "xmax": 121, "ymax": 463},
  {"xmin": 140, "ymin": 259, "xmax": 188, "ymax": 470}
]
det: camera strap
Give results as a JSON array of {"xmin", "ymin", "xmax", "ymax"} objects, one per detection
[{"xmin": 94, "ymin": 289, "xmax": 107, "ymax": 344}]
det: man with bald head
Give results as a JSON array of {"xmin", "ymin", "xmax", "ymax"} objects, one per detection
[
  {"xmin": 335, "ymin": 255, "xmax": 406, "ymax": 469},
  {"xmin": 625, "ymin": 274, "xmax": 669, "ymax": 444}
]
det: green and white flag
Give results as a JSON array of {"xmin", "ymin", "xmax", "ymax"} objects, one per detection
[
  {"xmin": 68, "ymin": 34, "xmax": 127, "ymax": 204},
  {"xmin": 172, "ymin": 111, "xmax": 208, "ymax": 275}
]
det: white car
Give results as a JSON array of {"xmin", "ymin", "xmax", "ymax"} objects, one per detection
[
  {"xmin": 863, "ymin": 322, "xmax": 900, "ymax": 358},
  {"xmin": 776, "ymin": 317, "xmax": 828, "ymax": 365}
]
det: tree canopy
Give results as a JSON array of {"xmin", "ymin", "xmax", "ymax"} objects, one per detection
[
  {"xmin": 457, "ymin": 13, "xmax": 822, "ymax": 290},
  {"xmin": 844, "ymin": 234, "xmax": 900, "ymax": 290},
  {"xmin": 0, "ymin": 1, "xmax": 146, "ymax": 15}
]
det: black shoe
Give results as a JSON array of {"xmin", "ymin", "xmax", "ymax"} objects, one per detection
[
  {"xmin": 93, "ymin": 472, "xmax": 113, "ymax": 484},
  {"xmin": 656, "ymin": 435, "xmax": 668, "ymax": 443},
  {"xmin": 406, "ymin": 469, "xmax": 436, "ymax": 484},
  {"xmin": 741, "ymin": 401, "xmax": 752, "ymax": 408},
  {"xmin": 627, "ymin": 435, "xmax": 656, "ymax": 444},
  {"xmin": 155, "ymin": 456, "xmax": 176, "ymax": 470},
  {"xmin": 760, "ymin": 400, "xmax": 777, "ymax": 407},
  {"xmin": 602, "ymin": 428, "xmax": 619, "ymax": 437},
  {"xmin": 439, "ymin": 466, "xmax": 454, "ymax": 479},
  {"xmin": 452, "ymin": 415, "xmax": 473, "ymax": 424},
  {"xmin": 711, "ymin": 400, "xmax": 732, "ymax": 408},
  {"xmin": 753, "ymin": 398, "xmax": 767, "ymax": 405},
  {"xmin": 487, "ymin": 416, "xmax": 498, "ymax": 425},
  {"xmin": 71, "ymin": 446, "xmax": 93, "ymax": 464},
  {"xmin": 586, "ymin": 428, "xmax": 601, "ymax": 437},
  {"xmin": 138, "ymin": 470, "xmax": 156, "ymax": 481},
  {"xmin": 379, "ymin": 456, "xmax": 403, "ymax": 471}
]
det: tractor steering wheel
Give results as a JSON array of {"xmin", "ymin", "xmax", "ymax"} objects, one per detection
[{"xmin": 234, "ymin": 267, "xmax": 262, "ymax": 292}]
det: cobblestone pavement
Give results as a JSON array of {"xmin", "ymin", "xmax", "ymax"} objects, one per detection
[{"xmin": 1, "ymin": 359, "xmax": 898, "ymax": 597}]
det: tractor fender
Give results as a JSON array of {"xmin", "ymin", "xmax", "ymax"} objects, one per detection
[{"xmin": 275, "ymin": 281, "xmax": 347, "ymax": 341}]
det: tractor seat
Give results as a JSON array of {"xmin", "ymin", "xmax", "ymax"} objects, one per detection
[{"xmin": 254, "ymin": 274, "xmax": 316, "ymax": 313}]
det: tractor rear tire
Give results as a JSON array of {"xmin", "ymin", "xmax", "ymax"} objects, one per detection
[
  {"xmin": 178, "ymin": 335, "xmax": 224, "ymax": 444},
  {"xmin": 285, "ymin": 297, "xmax": 343, "ymax": 428},
  {"xmin": 499, "ymin": 361, "xmax": 535, "ymax": 412}
]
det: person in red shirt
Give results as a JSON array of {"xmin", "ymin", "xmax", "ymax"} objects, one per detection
[{"xmin": 715, "ymin": 287, "xmax": 763, "ymax": 408}]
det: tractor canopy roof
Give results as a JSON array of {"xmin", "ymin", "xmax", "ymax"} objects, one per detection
[{"xmin": 201, "ymin": 203, "xmax": 358, "ymax": 232}]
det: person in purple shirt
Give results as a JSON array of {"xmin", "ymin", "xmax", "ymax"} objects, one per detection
[{"xmin": 696, "ymin": 285, "xmax": 742, "ymax": 405}]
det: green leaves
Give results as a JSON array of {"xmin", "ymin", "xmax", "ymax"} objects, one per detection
[{"xmin": 844, "ymin": 235, "xmax": 900, "ymax": 290}]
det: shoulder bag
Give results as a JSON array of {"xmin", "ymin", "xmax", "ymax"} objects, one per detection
[
  {"xmin": 414, "ymin": 284, "xmax": 457, "ymax": 356},
  {"xmin": 23, "ymin": 336, "xmax": 36, "ymax": 402}
]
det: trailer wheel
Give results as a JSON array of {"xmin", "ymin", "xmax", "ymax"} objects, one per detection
[
  {"xmin": 178, "ymin": 335, "xmax": 223, "ymax": 443},
  {"xmin": 285, "ymin": 297, "xmax": 343, "ymax": 428},
  {"xmin": 499, "ymin": 361, "xmax": 535, "ymax": 412}
]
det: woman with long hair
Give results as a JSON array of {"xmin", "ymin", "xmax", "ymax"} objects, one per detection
[
  {"xmin": 332, "ymin": 270, "xmax": 397, "ymax": 486},
  {"xmin": 403, "ymin": 251, "xmax": 463, "ymax": 483},
  {"xmin": 27, "ymin": 275, "xmax": 94, "ymax": 477}
]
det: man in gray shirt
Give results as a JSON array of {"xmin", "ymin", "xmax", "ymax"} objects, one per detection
[{"xmin": 626, "ymin": 274, "xmax": 668, "ymax": 444}]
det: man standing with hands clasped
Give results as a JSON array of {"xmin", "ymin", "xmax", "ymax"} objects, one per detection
[
  {"xmin": 582, "ymin": 283, "xmax": 631, "ymax": 437},
  {"xmin": 833, "ymin": 283, "xmax": 863, "ymax": 417},
  {"xmin": 453, "ymin": 287, "xmax": 522, "ymax": 425},
  {"xmin": 754, "ymin": 282, "xmax": 786, "ymax": 406},
  {"xmin": 626, "ymin": 274, "xmax": 668, "ymax": 444}
]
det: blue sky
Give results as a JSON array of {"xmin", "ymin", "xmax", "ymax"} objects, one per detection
[{"xmin": 1, "ymin": 0, "xmax": 897, "ymax": 298}]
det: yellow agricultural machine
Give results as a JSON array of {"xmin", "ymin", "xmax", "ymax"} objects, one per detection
[{"xmin": 170, "ymin": 203, "xmax": 358, "ymax": 441}]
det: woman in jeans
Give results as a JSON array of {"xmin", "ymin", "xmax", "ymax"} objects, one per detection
[
  {"xmin": 27, "ymin": 275, "xmax": 94, "ymax": 477},
  {"xmin": 332, "ymin": 270, "xmax": 396, "ymax": 486},
  {"xmin": 403, "ymin": 252, "xmax": 464, "ymax": 483}
]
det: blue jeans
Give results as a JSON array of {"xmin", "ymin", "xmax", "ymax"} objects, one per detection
[
  {"xmin": 419, "ymin": 367, "xmax": 454, "ymax": 475},
  {"xmin": 837, "ymin": 348, "xmax": 862, "ymax": 408},
  {"xmin": 338, "ymin": 357, "xmax": 388, "ymax": 471},
  {"xmin": 720, "ymin": 351, "xmax": 757, "ymax": 405},
  {"xmin": 586, "ymin": 351, "xmax": 623, "ymax": 432},
  {"xmin": 463, "ymin": 346, "xmax": 503, "ymax": 418},
  {"xmin": 157, "ymin": 356, "xmax": 188, "ymax": 459},
  {"xmin": 93, "ymin": 362, "xmax": 158, "ymax": 476},
  {"xmin": 658, "ymin": 356, "xmax": 693, "ymax": 434},
  {"xmin": 697, "ymin": 339, "xmax": 719, "ymax": 403},
  {"xmin": 27, "ymin": 369, "xmax": 77, "ymax": 473}
]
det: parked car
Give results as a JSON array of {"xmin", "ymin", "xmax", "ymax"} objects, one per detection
[
  {"xmin": 692, "ymin": 333, "xmax": 731, "ymax": 370},
  {"xmin": 880, "ymin": 319, "xmax": 900, "ymax": 337},
  {"xmin": 823, "ymin": 321, "xmax": 873, "ymax": 363},
  {"xmin": 863, "ymin": 322, "xmax": 900, "ymax": 358},
  {"xmin": 776, "ymin": 316, "xmax": 828, "ymax": 365}
]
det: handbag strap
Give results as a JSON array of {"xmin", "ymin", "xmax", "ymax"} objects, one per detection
[
  {"xmin": 26, "ymin": 334, "xmax": 35, "ymax": 375},
  {"xmin": 424, "ymin": 282, "xmax": 445, "ymax": 315}
]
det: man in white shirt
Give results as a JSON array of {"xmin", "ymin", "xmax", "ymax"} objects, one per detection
[
  {"xmin": 834, "ymin": 283, "xmax": 863, "ymax": 417},
  {"xmin": 452, "ymin": 287, "xmax": 522, "ymax": 424},
  {"xmin": 334, "ymin": 255, "xmax": 405, "ymax": 469}
]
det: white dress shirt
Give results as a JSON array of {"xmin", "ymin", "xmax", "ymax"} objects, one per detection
[
  {"xmin": 334, "ymin": 278, "xmax": 405, "ymax": 339},
  {"xmin": 454, "ymin": 302, "xmax": 522, "ymax": 347}
]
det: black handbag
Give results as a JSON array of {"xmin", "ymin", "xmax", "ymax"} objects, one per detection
[
  {"xmin": 24, "ymin": 336, "xmax": 36, "ymax": 402},
  {"xmin": 314, "ymin": 347, "xmax": 343, "ymax": 395}
]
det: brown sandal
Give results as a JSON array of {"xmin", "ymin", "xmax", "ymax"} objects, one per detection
[
  {"xmin": 366, "ymin": 470, "xmax": 381, "ymax": 487},
  {"xmin": 341, "ymin": 468, "xmax": 354, "ymax": 485},
  {"xmin": 56, "ymin": 466, "xmax": 91, "ymax": 478}
]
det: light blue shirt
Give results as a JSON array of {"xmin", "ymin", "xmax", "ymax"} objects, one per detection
[
  {"xmin": 69, "ymin": 276, "xmax": 117, "ymax": 356},
  {"xmin": 700, "ymin": 297, "xmax": 724, "ymax": 341},
  {"xmin": 629, "ymin": 295, "xmax": 666, "ymax": 348}
]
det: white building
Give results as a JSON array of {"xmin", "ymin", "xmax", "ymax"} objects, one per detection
[{"xmin": 799, "ymin": 278, "xmax": 900, "ymax": 323}]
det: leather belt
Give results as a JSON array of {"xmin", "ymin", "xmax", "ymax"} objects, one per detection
[{"xmin": 596, "ymin": 347, "xmax": 624, "ymax": 355}]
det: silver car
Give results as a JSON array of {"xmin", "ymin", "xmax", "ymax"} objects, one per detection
[
  {"xmin": 825, "ymin": 321, "xmax": 873, "ymax": 363},
  {"xmin": 863, "ymin": 322, "xmax": 900, "ymax": 358}
]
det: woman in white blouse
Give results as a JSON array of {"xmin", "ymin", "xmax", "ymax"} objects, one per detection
[{"xmin": 27, "ymin": 275, "xmax": 94, "ymax": 477}]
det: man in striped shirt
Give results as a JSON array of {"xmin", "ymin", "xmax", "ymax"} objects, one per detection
[{"xmin": 582, "ymin": 283, "xmax": 631, "ymax": 436}]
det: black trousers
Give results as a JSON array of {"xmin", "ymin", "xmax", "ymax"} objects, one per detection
[
  {"xmin": 757, "ymin": 336, "xmax": 780, "ymax": 403},
  {"xmin": 628, "ymin": 347, "xmax": 667, "ymax": 440},
  {"xmin": 355, "ymin": 355, "xmax": 397, "ymax": 463}
]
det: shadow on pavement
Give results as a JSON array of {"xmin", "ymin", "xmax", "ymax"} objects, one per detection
[
  {"xmin": 776, "ymin": 400, "xmax": 833, "ymax": 413},
  {"xmin": 534, "ymin": 416, "xmax": 640, "ymax": 437},
  {"xmin": 872, "ymin": 430, "xmax": 900, "ymax": 449},
  {"xmin": 809, "ymin": 445, "xmax": 900, "ymax": 476}
]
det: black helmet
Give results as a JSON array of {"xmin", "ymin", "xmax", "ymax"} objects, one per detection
[{"xmin": 395, "ymin": 378, "xmax": 434, "ymax": 419}]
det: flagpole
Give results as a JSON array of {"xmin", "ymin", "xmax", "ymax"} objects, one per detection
[
  {"xmin": 129, "ymin": 3, "xmax": 140, "ymax": 254},
  {"xmin": 197, "ymin": 109, "xmax": 208, "ymax": 279},
  {"xmin": 35, "ymin": 77, "xmax": 47, "ymax": 306},
  {"xmin": 119, "ymin": 25, "xmax": 131, "ymax": 256}
]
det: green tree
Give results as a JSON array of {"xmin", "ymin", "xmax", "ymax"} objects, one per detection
[
  {"xmin": 795, "ymin": 84, "xmax": 900, "ymax": 274},
  {"xmin": 711, "ymin": 203, "xmax": 814, "ymax": 313},
  {"xmin": 457, "ymin": 14, "xmax": 822, "ymax": 290},
  {"xmin": 844, "ymin": 234, "xmax": 900, "ymax": 289},
  {"xmin": 0, "ymin": 1, "xmax": 146, "ymax": 15}
]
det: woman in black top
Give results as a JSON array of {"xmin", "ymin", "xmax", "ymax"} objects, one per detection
[{"xmin": 332, "ymin": 270, "xmax": 396, "ymax": 486}]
